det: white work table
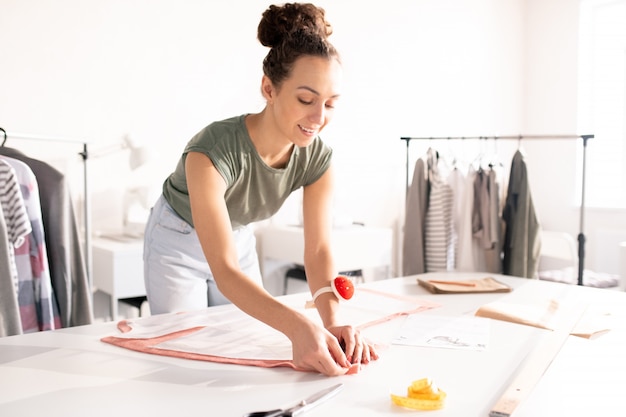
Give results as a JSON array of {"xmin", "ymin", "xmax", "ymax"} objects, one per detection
[{"xmin": 1, "ymin": 273, "xmax": 625, "ymax": 416}]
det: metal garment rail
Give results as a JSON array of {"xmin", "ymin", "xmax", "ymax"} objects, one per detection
[
  {"xmin": 0, "ymin": 127, "xmax": 92, "ymax": 285},
  {"xmin": 400, "ymin": 134, "xmax": 594, "ymax": 286}
]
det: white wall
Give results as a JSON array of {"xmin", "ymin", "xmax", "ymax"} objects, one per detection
[
  {"xmin": 522, "ymin": 0, "xmax": 626, "ymax": 274},
  {"xmin": 1, "ymin": 0, "xmax": 622, "ymax": 275}
]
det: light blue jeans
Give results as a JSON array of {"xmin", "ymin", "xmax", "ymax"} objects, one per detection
[{"xmin": 143, "ymin": 195, "xmax": 263, "ymax": 315}]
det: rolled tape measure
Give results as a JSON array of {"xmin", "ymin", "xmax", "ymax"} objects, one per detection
[{"xmin": 390, "ymin": 378, "xmax": 447, "ymax": 411}]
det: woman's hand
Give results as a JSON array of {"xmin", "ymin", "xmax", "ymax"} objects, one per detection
[
  {"xmin": 289, "ymin": 319, "xmax": 378, "ymax": 376},
  {"xmin": 327, "ymin": 324, "xmax": 379, "ymax": 365},
  {"xmin": 289, "ymin": 319, "xmax": 354, "ymax": 376}
]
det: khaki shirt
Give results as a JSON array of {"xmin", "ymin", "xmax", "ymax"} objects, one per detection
[{"xmin": 163, "ymin": 115, "xmax": 332, "ymax": 228}]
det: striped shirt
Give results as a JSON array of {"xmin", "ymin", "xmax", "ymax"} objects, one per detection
[{"xmin": 0, "ymin": 160, "xmax": 31, "ymax": 291}]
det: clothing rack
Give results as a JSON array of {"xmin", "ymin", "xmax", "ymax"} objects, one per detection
[
  {"xmin": 401, "ymin": 134, "xmax": 594, "ymax": 286},
  {"xmin": 0, "ymin": 127, "xmax": 92, "ymax": 284}
]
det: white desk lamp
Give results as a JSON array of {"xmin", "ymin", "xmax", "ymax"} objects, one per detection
[{"xmin": 92, "ymin": 135, "xmax": 152, "ymax": 240}]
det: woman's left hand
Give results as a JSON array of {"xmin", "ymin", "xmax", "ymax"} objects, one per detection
[{"xmin": 327, "ymin": 325, "xmax": 379, "ymax": 365}]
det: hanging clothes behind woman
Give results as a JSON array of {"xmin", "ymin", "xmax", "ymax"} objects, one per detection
[
  {"xmin": 471, "ymin": 167, "xmax": 503, "ymax": 273},
  {"xmin": 424, "ymin": 148, "xmax": 454, "ymax": 272},
  {"xmin": 403, "ymin": 141, "xmax": 516, "ymax": 275},
  {"xmin": 1, "ymin": 155, "xmax": 62, "ymax": 332},
  {"xmin": 502, "ymin": 150, "xmax": 541, "ymax": 278},
  {"xmin": 0, "ymin": 159, "xmax": 31, "ymax": 336},
  {"xmin": 0, "ymin": 146, "xmax": 93, "ymax": 328},
  {"xmin": 402, "ymin": 157, "xmax": 428, "ymax": 276}
]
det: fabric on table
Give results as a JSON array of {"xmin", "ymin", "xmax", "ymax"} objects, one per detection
[{"xmin": 101, "ymin": 288, "xmax": 440, "ymax": 373}]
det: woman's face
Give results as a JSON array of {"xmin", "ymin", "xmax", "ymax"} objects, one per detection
[{"xmin": 266, "ymin": 55, "xmax": 342, "ymax": 147}]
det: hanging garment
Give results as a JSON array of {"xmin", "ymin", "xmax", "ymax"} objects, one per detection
[
  {"xmin": 0, "ymin": 147, "xmax": 93, "ymax": 327},
  {"xmin": 0, "ymin": 209, "xmax": 23, "ymax": 337},
  {"xmin": 485, "ymin": 168, "xmax": 503, "ymax": 273},
  {"xmin": 446, "ymin": 167, "xmax": 464, "ymax": 271},
  {"xmin": 424, "ymin": 150, "xmax": 454, "ymax": 272},
  {"xmin": 471, "ymin": 168, "xmax": 503, "ymax": 273},
  {"xmin": 402, "ymin": 157, "xmax": 428, "ymax": 275},
  {"xmin": 502, "ymin": 151, "xmax": 541, "ymax": 278},
  {"xmin": 0, "ymin": 159, "xmax": 31, "ymax": 256},
  {"xmin": 0, "ymin": 160, "xmax": 31, "ymax": 337},
  {"xmin": 455, "ymin": 166, "xmax": 477, "ymax": 271},
  {"xmin": 473, "ymin": 169, "xmax": 489, "ymax": 246},
  {"xmin": 1, "ymin": 155, "xmax": 61, "ymax": 332},
  {"xmin": 472, "ymin": 169, "xmax": 490, "ymax": 266}
]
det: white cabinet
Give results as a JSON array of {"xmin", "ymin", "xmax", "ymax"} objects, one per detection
[
  {"xmin": 92, "ymin": 237, "xmax": 145, "ymax": 320},
  {"xmin": 259, "ymin": 225, "xmax": 393, "ymax": 294}
]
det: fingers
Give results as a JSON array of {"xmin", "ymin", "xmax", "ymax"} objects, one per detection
[
  {"xmin": 327, "ymin": 333, "xmax": 352, "ymax": 368},
  {"xmin": 367, "ymin": 342, "xmax": 379, "ymax": 361},
  {"xmin": 290, "ymin": 327, "xmax": 351, "ymax": 376},
  {"xmin": 291, "ymin": 325, "xmax": 380, "ymax": 376},
  {"xmin": 314, "ymin": 357, "xmax": 350, "ymax": 376},
  {"xmin": 335, "ymin": 326, "xmax": 379, "ymax": 365},
  {"xmin": 310, "ymin": 338, "xmax": 379, "ymax": 376},
  {"xmin": 295, "ymin": 345, "xmax": 349, "ymax": 376},
  {"xmin": 342, "ymin": 329, "xmax": 361, "ymax": 364}
]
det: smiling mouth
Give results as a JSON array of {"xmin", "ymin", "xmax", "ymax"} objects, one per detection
[{"xmin": 299, "ymin": 125, "xmax": 317, "ymax": 134}]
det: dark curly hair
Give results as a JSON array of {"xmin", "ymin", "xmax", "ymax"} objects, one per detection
[{"xmin": 258, "ymin": 3, "xmax": 340, "ymax": 88}]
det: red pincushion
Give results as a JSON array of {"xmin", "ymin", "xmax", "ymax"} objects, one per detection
[{"xmin": 332, "ymin": 276, "xmax": 355, "ymax": 301}]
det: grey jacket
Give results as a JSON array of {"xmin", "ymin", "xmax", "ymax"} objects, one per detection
[{"xmin": 502, "ymin": 151, "xmax": 541, "ymax": 278}]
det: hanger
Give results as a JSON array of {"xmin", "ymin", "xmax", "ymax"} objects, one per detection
[
  {"xmin": 0, "ymin": 127, "xmax": 6, "ymax": 147},
  {"xmin": 470, "ymin": 136, "xmax": 486, "ymax": 171},
  {"xmin": 486, "ymin": 136, "xmax": 504, "ymax": 170},
  {"xmin": 516, "ymin": 134, "xmax": 527, "ymax": 158},
  {"xmin": 443, "ymin": 136, "xmax": 457, "ymax": 170}
]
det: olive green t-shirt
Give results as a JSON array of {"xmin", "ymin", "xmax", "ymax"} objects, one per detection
[{"xmin": 162, "ymin": 114, "xmax": 333, "ymax": 228}]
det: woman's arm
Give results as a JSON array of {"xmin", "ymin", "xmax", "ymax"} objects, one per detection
[
  {"xmin": 185, "ymin": 151, "xmax": 351, "ymax": 375},
  {"xmin": 302, "ymin": 165, "xmax": 338, "ymax": 325},
  {"xmin": 302, "ymin": 165, "xmax": 378, "ymax": 364}
]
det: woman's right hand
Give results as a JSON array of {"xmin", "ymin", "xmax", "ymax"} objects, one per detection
[{"xmin": 289, "ymin": 318, "xmax": 352, "ymax": 376}]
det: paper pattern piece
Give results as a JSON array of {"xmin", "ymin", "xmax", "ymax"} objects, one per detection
[
  {"xmin": 475, "ymin": 298, "xmax": 614, "ymax": 338},
  {"xmin": 475, "ymin": 299, "xmax": 559, "ymax": 330},
  {"xmin": 392, "ymin": 315, "xmax": 490, "ymax": 351},
  {"xmin": 417, "ymin": 277, "xmax": 512, "ymax": 294},
  {"xmin": 569, "ymin": 302, "xmax": 624, "ymax": 339},
  {"xmin": 101, "ymin": 288, "xmax": 440, "ymax": 373}
]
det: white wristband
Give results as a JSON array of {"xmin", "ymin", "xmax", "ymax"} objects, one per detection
[
  {"xmin": 312, "ymin": 286, "xmax": 335, "ymax": 302},
  {"xmin": 304, "ymin": 276, "xmax": 355, "ymax": 309},
  {"xmin": 304, "ymin": 287, "xmax": 335, "ymax": 309}
]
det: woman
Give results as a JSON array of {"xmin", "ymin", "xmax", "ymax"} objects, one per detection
[{"xmin": 144, "ymin": 2, "xmax": 377, "ymax": 376}]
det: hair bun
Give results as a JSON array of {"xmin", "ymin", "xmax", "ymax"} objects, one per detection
[{"xmin": 258, "ymin": 3, "xmax": 332, "ymax": 48}]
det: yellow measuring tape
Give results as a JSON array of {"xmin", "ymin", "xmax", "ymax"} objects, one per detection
[{"xmin": 390, "ymin": 378, "xmax": 447, "ymax": 410}]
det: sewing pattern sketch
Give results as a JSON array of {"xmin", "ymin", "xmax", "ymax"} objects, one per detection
[{"xmin": 393, "ymin": 314, "xmax": 490, "ymax": 351}]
